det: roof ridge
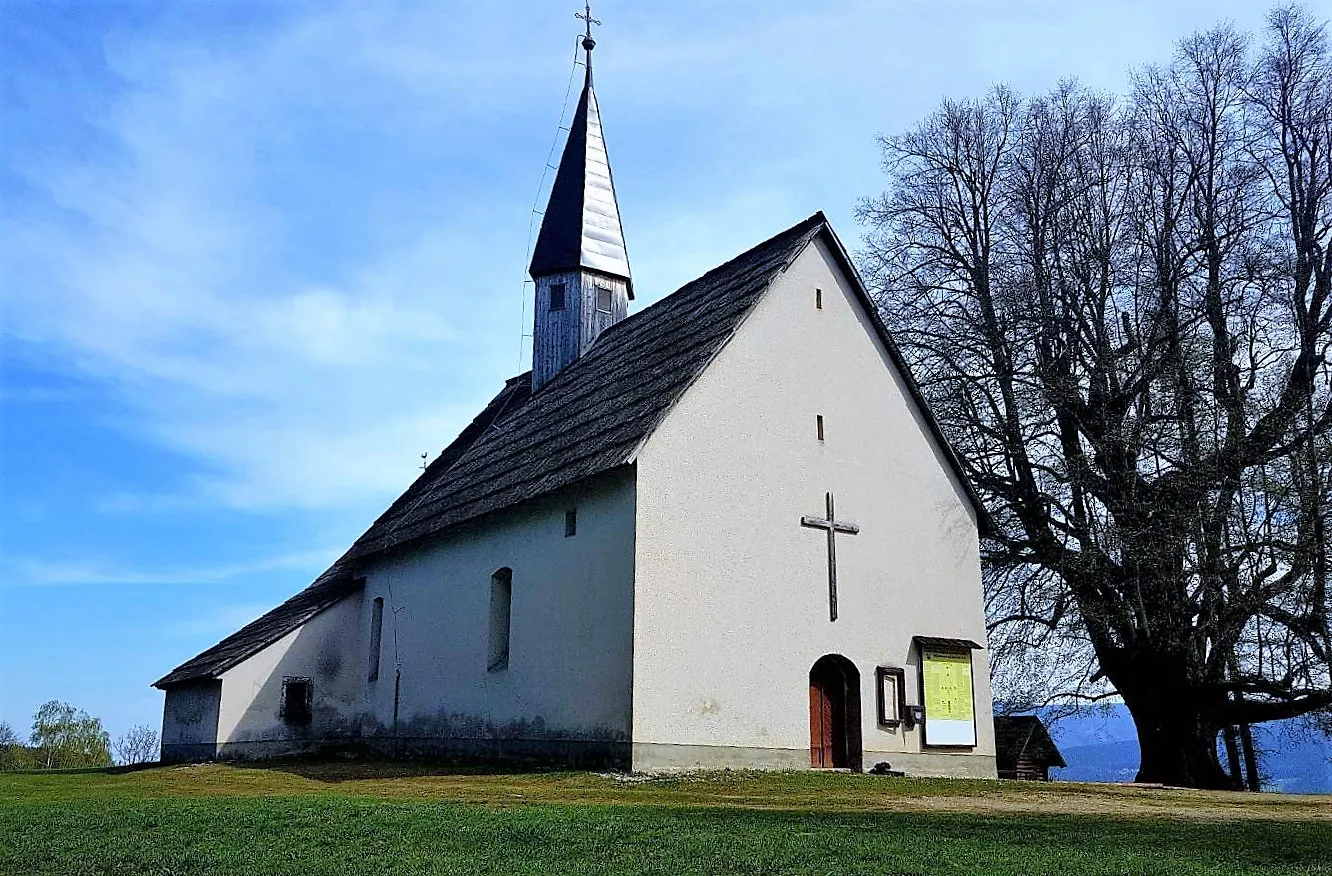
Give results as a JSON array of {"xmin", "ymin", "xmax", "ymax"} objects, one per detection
[
  {"xmin": 522, "ymin": 213, "xmax": 828, "ymax": 402},
  {"xmin": 595, "ymin": 212, "xmax": 827, "ymax": 334}
]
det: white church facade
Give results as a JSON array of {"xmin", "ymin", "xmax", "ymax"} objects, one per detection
[{"xmin": 155, "ymin": 28, "xmax": 997, "ymax": 778}]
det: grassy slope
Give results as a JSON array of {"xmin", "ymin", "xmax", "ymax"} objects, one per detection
[{"xmin": 2, "ymin": 764, "xmax": 1330, "ymax": 876}]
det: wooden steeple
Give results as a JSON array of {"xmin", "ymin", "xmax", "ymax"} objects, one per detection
[{"xmin": 529, "ymin": 9, "xmax": 632, "ymax": 391}]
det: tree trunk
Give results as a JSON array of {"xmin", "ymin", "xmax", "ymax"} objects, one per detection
[
  {"xmin": 1122, "ymin": 681, "xmax": 1232, "ymax": 789},
  {"xmin": 1221, "ymin": 724, "xmax": 1243, "ymax": 790},
  {"xmin": 1238, "ymin": 720, "xmax": 1261, "ymax": 792}
]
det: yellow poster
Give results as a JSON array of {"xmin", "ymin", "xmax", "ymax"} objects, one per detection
[{"xmin": 922, "ymin": 649, "xmax": 975, "ymax": 745}]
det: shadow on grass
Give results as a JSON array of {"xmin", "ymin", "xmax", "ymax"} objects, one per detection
[
  {"xmin": 0, "ymin": 762, "xmax": 162, "ymax": 777},
  {"xmin": 216, "ymin": 749, "xmax": 591, "ymax": 784}
]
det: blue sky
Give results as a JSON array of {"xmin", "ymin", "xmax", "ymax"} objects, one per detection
[{"xmin": 1, "ymin": 0, "xmax": 1276, "ymax": 742}]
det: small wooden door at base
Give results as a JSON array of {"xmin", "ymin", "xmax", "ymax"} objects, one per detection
[{"xmin": 809, "ymin": 680, "xmax": 835, "ymax": 767}]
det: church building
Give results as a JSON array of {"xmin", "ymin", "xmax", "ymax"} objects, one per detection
[{"xmin": 155, "ymin": 22, "xmax": 997, "ymax": 778}]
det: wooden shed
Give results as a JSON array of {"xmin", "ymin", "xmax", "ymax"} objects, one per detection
[{"xmin": 993, "ymin": 715, "xmax": 1066, "ymax": 781}]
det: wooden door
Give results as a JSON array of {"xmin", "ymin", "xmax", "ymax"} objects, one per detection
[
  {"xmin": 809, "ymin": 678, "xmax": 835, "ymax": 767},
  {"xmin": 809, "ymin": 656, "xmax": 862, "ymax": 771}
]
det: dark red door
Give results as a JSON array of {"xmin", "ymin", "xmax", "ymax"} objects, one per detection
[
  {"xmin": 809, "ymin": 655, "xmax": 862, "ymax": 771},
  {"xmin": 810, "ymin": 681, "xmax": 834, "ymax": 767}
]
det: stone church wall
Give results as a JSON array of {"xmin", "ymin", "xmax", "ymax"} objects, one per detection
[
  {"xmin": 355, "ymin": 467, "xmax": 637, "ymax": 766},
  {"xmin": 160, "ymin": 680, "xmax": 221, "ymax": 763},
  {"xmin": 209, "ymin": 589, "xmax": 367, "ymax": 760},
  {"xmin": 160, "ymin": 456, "xmax": 636, "ymax": 764},
  {"xmin": 631, "ymin": 238, "xmax": 997, "ymax": 777}
]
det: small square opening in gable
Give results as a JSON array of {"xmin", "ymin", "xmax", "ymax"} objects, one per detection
[
  {"xmin": 565, "ymin": 508, "xmax": 577, "ymax": 537},
  {"xmin": 280, "ymin": 677, "xmax": 313, "ymax": 725}
]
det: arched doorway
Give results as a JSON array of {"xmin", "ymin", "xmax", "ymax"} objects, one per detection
[{"xmin": 808, "ymin": 655, "xmax": 862, "ymax": 770}]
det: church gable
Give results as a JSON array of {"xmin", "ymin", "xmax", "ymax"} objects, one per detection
[
  {"xmin": 637, "ymin": 228, "xmax": 986, "ymax": 533},
  {"xmin": 628, "ymin": 231, "xmax": 994, "ymax": 766},
  {"xmin": 633, "ymin": 230, "xmax": 985, "ymax": 586}
]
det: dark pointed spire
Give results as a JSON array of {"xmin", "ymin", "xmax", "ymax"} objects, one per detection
[{"xmin": 528, "ymin": 9, "xmax": 631, "ymax": 293}]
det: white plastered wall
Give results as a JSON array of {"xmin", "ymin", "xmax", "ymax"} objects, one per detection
[
  {"xmin": 357, "ymin": 468, "xmax": 636, "ymax": 743},
  {"xmin": 632, "ymin": 237, "xmax": 995, "ymax": 774},
  {"xmin": 216, "ymin": 590, "xmax": 365, "ymax": 752}
]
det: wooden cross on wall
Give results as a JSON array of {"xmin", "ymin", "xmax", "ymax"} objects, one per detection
[{"xmin": 801, "ymin": 492, "xmax": 860, "ymax": 622}]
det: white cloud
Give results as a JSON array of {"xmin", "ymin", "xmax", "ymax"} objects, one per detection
[
  {"xmin": 3, "ymin": 3, "xmax": 532, "ymax": 512},
  {"xmin": 4, "ymin": 547, "xmax": 341, "ymax": 588},
  {"xmin": 1, "ymin": 0, "xmax": 1275, "ymax": 518}
]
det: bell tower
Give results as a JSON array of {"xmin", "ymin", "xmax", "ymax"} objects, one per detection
[{"xmin": 528, "ymin": 5, "xmax": 633, "ymax": 392}]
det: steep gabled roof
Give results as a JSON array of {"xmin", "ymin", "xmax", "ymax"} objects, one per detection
[
  {"xmin": 155, "ymin": 213, "xmax": 992, "ymax": 687},
  {"xmin": 344, "ymin": 213, "xmax": 829, "ymax": 559}
]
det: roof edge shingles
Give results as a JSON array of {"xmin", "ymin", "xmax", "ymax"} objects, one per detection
[
  {"xmin": 155, "ymin": 212, "xmax": 991, "ymax": 687},
  {"xmin": 153, "ymin": 564, "xmax": 363, "ymax": 687}
]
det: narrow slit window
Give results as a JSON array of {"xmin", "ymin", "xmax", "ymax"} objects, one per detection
[
  {"xmin": 549, "ymin": 282, "xmax": 566, "ymax": 312},
  {"xmin": 565, "ymin": 508, "xmax": 577, "ymax": 537},
  {"xmin": 595, "ymin": 285, "xmax": 613, "ymax": 313},
  {"xmin": 488, "ymin": 568, "xmax": 512, "ymax": 672},
  {"xmin": 280, "ymin": 677, "xmax": 313, "ymax": 725},
  {"xmin": 368, "ymin": 597, "xmax": 384, "ymax": 682},
  {"xmin": 815, "ymin": 288, "xmax": 823, "ymax": 309},
  {"xmin": 816, "ymin": 415, "xmax": 825, "ymax": 441}
]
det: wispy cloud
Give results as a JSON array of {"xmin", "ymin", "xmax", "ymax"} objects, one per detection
[
  {"xmin": 1, "ymin": 0, "xmax": 1274, "ymax": 519},
  {"xmin": 3, "ymin": 4, "xmax": 534, "ymax": 512},
  {"xmin": 4, "ymin": 548, "xmax": 340, "ymax": 588},
  {"xmin": 163, "ymin": 602, "xmax": 280, "ymax": 639}
]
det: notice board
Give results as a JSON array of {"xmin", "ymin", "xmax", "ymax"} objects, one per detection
[{"xmin": 921, "ymin": 648, "xmax": 976, "ymax": 747}]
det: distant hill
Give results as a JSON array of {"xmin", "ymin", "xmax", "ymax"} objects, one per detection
[{"xmin": 1038, "ymin": 704, "xmax": 1332, "ymax": 794}]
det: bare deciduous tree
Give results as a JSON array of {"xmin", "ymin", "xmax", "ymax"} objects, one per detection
[
  {"xmin": 113, "ymin": 725, "xmax": 160, "ymax": 766},
  {"xmin": 0, "ymin": 721, "xmax": 20, "ymax": 772},
  {"xmin": 859, "ymin": 5, "xmax": 1331, "ymax": 789}
]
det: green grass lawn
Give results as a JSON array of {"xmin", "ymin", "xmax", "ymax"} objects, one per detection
[{"xmin": 2, "ymin": 763, "xmax": 1329, "ymax": 876}]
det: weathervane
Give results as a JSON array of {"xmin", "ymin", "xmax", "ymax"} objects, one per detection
[{"xmin": 575, "ymin": 2, "xmax": 600, "ymax": 58}]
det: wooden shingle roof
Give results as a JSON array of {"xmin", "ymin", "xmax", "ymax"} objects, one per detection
[
  {"xmin": 994, "ymin": 715, "xmax": 1067, "ymax": 769},
  {"xmin": 156, "ymin": 214, "xmax": 824, "ymax": 687},
  {"xmin": 154, "ymin": 212, "xmax": 991, "ymax": 688}
]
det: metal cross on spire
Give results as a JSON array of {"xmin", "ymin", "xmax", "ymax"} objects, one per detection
[{"xmin": 575, "ymin": 3, "xmax": 600, "ymax": 57}]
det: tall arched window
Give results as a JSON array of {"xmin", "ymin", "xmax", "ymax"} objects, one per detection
[
  {"xmin": 488, "ymin": 568, "xmax": 512, "ymax": 672},
  {"xmin": 368, "ymin": 597, "xmax": 384, "ymax": 682}
]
